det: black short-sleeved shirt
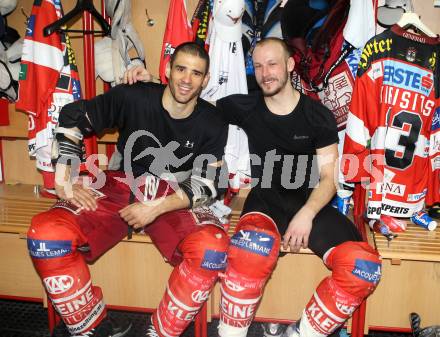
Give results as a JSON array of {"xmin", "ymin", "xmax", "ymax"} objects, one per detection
[
  {"xmin": 60, "ymin": 82, "xmax": 228, "ymax": 177},
  {"xmin": 217, "ymin": 92, "xmax": 338, "ymax": 190}
]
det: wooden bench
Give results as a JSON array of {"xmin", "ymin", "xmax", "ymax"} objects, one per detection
[
  {"xmin": 365, "ymin": 223, "xmax": 440, "ymax": 329},
  {"xmin": 6, "ymin": 183, "xmax": 437, "ymax": 335},
  {"xmin": 0, "ymin": 184, "xmax": 53, "ymax": 300}
]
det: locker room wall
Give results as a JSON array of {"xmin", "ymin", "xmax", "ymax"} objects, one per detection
[{"xmin": 1, "ymin": 0, "xmax": 439, "ymax": 185}]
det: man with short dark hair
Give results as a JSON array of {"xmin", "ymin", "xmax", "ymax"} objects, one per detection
[{"xmin": 27, "ymin": 42, "xmax": 229, "ymax": 337}]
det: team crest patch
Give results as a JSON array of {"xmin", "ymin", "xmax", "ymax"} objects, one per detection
[
  {"xmin": 406, "ymin": 47, "xmax": 417, "ymax": 62},
  {"xmin": 317, "ymin": 70, "xmax": 353, "ymax": 131},
  {"xmin": 164, "ymin": 43, "xmax": 175, "ymax": 58},
  {"xmin": 52, "ymin": 199, "xmax": 82, "ymax": 214},
  {"xmin": 352, "ymin": 259, "xmax": 381, "ymax": 284}
]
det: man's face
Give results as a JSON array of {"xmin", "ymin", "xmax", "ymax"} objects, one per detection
[
  {"xmin": 167, "ymin": 52, "xmax": 209, "ymax": 104},
  {"xmin": 253, "ymin": 43, "xmax": 293, "ymax": 97}
]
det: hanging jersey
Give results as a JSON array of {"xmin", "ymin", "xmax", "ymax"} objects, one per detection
[
  {"xmin": 191, "ymin": 0, "xmax": 210, "ymax": 48},
  {"xmin": 17, "ymin": 0, "xmax": 82, "ymax": 189},
  {"xmin": 201, "ymin": 1, "xmax": 250, "ymax": 189},
  {"xmin": 343, "ymin": 26, "xmax": 440, "ymax": 219},
  {"xmin": 159, "ymin": 0, "xmax": 193, "ymax": 84}
]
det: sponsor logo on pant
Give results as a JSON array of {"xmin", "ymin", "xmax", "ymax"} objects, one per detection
[
  {"xmin": 200, "ymin": 250, "xmax": 227, "ymax": 271},
  {"xmin": 220, "ymin": 296, "xmax": 257, "ymax": 328},
  {"xmin": 166, "ymin": 301, "xmax": 198, "ymax": 321},
  {"xmin": 28, "ymin": 239, "xmax": 72, "ymax": 259},
  {"xmin": 352, "ymin": 259, "xmax": 382, "ymax": 284},
  {"xmin": 306, "ymin": 298, "xmax": 341, "ymax": 335},
  {"xmin": 66, "ymin": 301, "xmax": 105, "ymax": 334},
  {"xmin": 367, "ymin": 204, "xmax": 409, "ymax": 216},
  {"xmin": 230, "ymin": 230, "xmax": 274, "ymax": 256},
  {"xmin": 43, "ymin": 275, "xmax": 74, "ymax": 295}
]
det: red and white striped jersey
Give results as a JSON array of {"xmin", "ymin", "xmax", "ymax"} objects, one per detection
[
  {"xmin": 16, "ymin": 0, "xmax": 81, "ymax": 187},
  {"xmin": 343, "ymin": 25, "xmax": 440, "ymax": 219}
]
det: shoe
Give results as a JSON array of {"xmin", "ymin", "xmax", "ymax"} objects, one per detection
[
  {"xmin": 145, "ymin": 318, "xmax": 159, "ymax": 337},
  {"xmin": 282, "ymin": 321, "xmax": 299, "ymax": 337},
  {"xmin": 52, "ymin": 316, "xmax": 132, "ymax": 337},
  {"xmin": 262, "ymin": 323, "xmax": 286, "ymax": 337}
]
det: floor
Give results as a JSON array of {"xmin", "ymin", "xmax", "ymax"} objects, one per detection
[{"xmin": 0, "ymin": 299, "xmax": 412, "ymax": 337}]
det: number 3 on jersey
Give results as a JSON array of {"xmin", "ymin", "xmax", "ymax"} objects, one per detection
[{"xmin": 385, "ymin": 110, "xmax": 422, "ymax": 170}]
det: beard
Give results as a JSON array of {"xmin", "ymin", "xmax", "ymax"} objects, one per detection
[
  {"xmin": 168, "ymin": 78, "xmax": 202, "ymax": 104},
  {"xmin": 258, "ymin": 73, "xmax": 289, "ymax": 97}
]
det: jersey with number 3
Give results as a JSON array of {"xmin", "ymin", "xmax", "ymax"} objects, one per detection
[{"xmin": 343, "ymin": 25, "xmax": 440, "ymax": 219}]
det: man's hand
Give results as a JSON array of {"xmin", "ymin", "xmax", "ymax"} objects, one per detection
[
  {"xmin": 55, "ymin": 182, "xmax": 97, "ymax": 211},
  {"xmin": 123, "ymin": 66, "xmax": 152, "ymax": 84},
  {"xmin": 119, "ymin": 202, "xmax": 162, "ymax": 230},
  {"xmin": 282, "ymin": 206, "xmax": 316, "ymax": 252}
]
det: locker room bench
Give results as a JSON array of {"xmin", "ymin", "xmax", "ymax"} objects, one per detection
[
  {"xmin": 365, "ymin": 222, "xmax": 440, "ymax": 330},
  {"xmin": 9, "ymin": 183, "xmax": 433, "ymax": 336}
]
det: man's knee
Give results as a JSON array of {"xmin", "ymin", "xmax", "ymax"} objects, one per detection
[
  {"xmin": 228, "ymin": 212, "xmax": 280, "ymax": 279},
  {"xmin": 325, "ymin": 241, "xmax": 382, "ymax": 298},
  {"xmin": 179, "ymin": 225, "xmax": 229, "ymax": 274},
  {"xmin": 28, "ymin": 210, "xmax": 82, "ymax": 258}
]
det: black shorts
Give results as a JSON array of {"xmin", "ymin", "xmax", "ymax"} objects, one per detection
[{"xmin": 241, "ymin": 187, "xmax": 362, "ymax": 258}]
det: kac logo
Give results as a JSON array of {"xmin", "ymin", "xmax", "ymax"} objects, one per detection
[
  {"xmin": 191, "ymin": 290, "xmax": 210, "ymax": 304},
  {"xmin": 43, "ymin": 275, "xmax": 74, "ymax": 295}
]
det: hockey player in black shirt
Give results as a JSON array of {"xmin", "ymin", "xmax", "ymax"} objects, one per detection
[
  {"xmin": 125, "ymin": 38, "xmax": 382, "ymax": 337},
  {"xmin": 27, "ymin": 42, "xmax": 229, "ymax": 337},
  {"xmin": 216, "ymin": 38, "xmax": 381, "ymax": 337}
]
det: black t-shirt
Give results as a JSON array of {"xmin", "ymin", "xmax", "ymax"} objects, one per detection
[
  {"xmin": 217, "ymin": 92, "xmax": 338, "ymax": 190},
  {"xmin": 60, "ymin": 82, "xmax": 228, "ymax": 177}
]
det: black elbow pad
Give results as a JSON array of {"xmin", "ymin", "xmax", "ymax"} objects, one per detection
[{"xmin": 59, "ymin": 100, "xmax": 94, "ymax": 136}]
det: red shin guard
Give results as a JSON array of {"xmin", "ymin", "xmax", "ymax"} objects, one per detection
[
  {"xmin": 219, "ymin": 212, "xmax": 280, "ymax": 337},
  {"xmin": 153, "ymin": 225, "xmax": 229, "ymax": 337},
  {"xmin": 301, "ymin": 241, "xmax": 381, "ymax": 337},
  {"xmin": 28, "ymin": 210, "xmax": 106, "ymax": 335}
]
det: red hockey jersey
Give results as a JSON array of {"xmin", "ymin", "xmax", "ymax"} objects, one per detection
[
  {"xmin": 159, "ymin": 0, "xmax": 193, "ymax": 84},
  {"xmin": 17, "ymin": 0, "xmax": 82, "ymax": 189},
  {"xmin": 343, "ymin": 26, "xmax": 440, "ymax": 219}
]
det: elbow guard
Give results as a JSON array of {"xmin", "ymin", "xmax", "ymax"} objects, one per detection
[
  {"xmin": 51, "ymin": 127, "xmax": 85, "ymax": 165},
  {"xmin": 178, "ymin": 175, "xmax": 218, "ymax": 208},
  {"xmin": 59, "ymin": 100, "xmax": 94, "ymax": 136}
]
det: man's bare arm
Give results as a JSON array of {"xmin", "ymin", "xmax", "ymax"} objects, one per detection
[{"xmin": 301, "ymin": 143, "xmax": 338, "ymax": 216}]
